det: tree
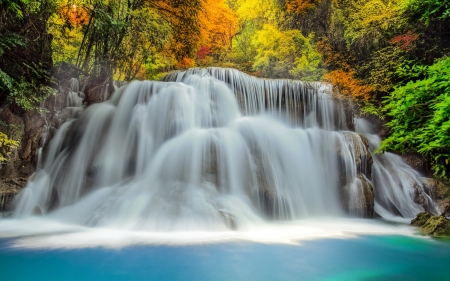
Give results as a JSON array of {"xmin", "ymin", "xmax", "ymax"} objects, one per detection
[
  {"xmin": 251, "ymin": 24, "xmax": 325, "ymax": 80},
  {"xmin": 52, "ymin": 0, "xmax": 202, "ymax": 99},
  {"xmin": 0, "ymin": 0, "xmax": 57, "ymax": 111}
]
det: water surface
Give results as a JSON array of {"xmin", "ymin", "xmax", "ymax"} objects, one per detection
[{"xmin": 1, "ymin": 235, "xmax": 449, "ymax": 281}]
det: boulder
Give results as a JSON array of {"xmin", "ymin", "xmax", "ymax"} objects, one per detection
[
  {"xmin": 341, "ymin": 174, "xmax": 375, "ymax": 218},
  {"xmin": 411, "ymin": 211, "xmax": 434, "ymax": 227},
  {"xmin": 341, "ymin": 132, "xmax": 373, "ymax": 179},
  {"xmin": 411, "ymin": 212, "xmax": 450, "ymax": 237},
  {"xmin": 419, "ymin": 177, "xmax": 438, "ymax": 201},
  {"xmin": 401, "ymin": 152, "xmax": 430, "ymax": 175},
  {"xmin": 423, "ymin": 216, "xmax": 450, "ymax": 236}
]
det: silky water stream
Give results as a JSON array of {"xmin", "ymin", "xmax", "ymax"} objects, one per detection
[{"xmin": 0, "ymin": 68, "xmax": 447, "ymax": 280}]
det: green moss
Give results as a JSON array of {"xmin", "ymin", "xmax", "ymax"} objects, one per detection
[
  {"xmin": 422, "ymin": 216, "xmax": 450, "ymax": 237},
  {"xmin": 411, "ymin": 212, "xmax": 450, "ymax": 237},
  {"xmin": 411, "ymin": 212, "xmax": 434, "ymax": 227}
]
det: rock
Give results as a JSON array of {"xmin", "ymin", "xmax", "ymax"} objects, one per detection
[
  {"xmin": 440, "ymin": 202, "xmax": 450, "ymax": 218},
  {"xmin": 19, "ymin": 111, "xmax": 46, "ymax": 162},
  {"xmin": 0, "ymin": 212, "xmax": 12, "ymax": 218},
  {"xmin": 361, "ymin": 114, "xmax": 389, "ymax": 138},
  {"xmin": 219, "ymin": 210, "xmax": 236, "ymax": 230},
  {"xmin": 401, "ymin": 152, "xmax": 430, "ymax": 175},
  {"xmin": 341, "ymin": 132, "xmax": 373, "ymax": 179},
  {"xmin": 423, "ymin": 216, "xmax": 450, "ymax": 236},
  {"xmin": 0, "ymin": 107, "xmax": 25, "ymax": 141},
  {"xmin": 0, "ymin": 77, "xmax": 91, "ymax": 214},
  {"xmin": 337, "ymin": 132, "xmax": 375, "ymax": 218},
  {"xmin": 419, "ymin": 177, "xmax": 438, "ymax": 201},
  {"xmin": 411, "ymin": 211, "xmax": 434, "ymax": 227},
  {"xmin": 341, "ymin": 174, "xmax": 375, "ymax": 218},
  {"xmin": 7, "ymin": 178, "xmax": 20, "ymax": 186},
  {"xmin": 32, "ymin": 205, "xmax": 42, "ymax": 216},
  {"xmin": 413, "ymin": 185, "xmax": 433, "ymax": 211},
  {"xmin": 411, "ymin": 212, "xmax": 450, "ymax": 237}
]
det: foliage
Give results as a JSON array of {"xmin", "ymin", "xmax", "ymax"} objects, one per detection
[
  {"xmin": 285, "ymin": 0, "xmax": 321, "ymax": 14},
  {"xmin": 324, "ymin": 69, "xmax": 373, "ymax": 101},
  {"xmin": 379, "ymin": 57, "xmax": 450, "ymax": 178},
  {"xmin": 197, "ymin": 0, "xmax": 238, "ymax": 61},
  {"xmin": 0, "ymin": 33, "xmax": 27, "ymax": 57},
  {"xmin": 251, "ymin": 24, "xmax": 325, "ymax": 80},
  {"xmin": 234, "ymin": 0, "xmax": 282, "ymax": 24},
  {"xmin": 360, "ymin": 45, "xmax": 408, "ymax": 96},
  {"xmin": 407, "ymin": 0, "xmax": 450, "ymax": 25},
  {"xmin": 1, "ymin": 0, "xmax": 56, "ymax": 111},
  {"xmin": 332, "ymin": 0, "xmax": 406, "ymax": 46},
  {"xmin": 197, "ymin": 46, "xmax": 211, "ymax": 60},
  {"xmin": 390, "ymin": 31, "xmax": 419, "ymax": 50},
  {"xmin": 0, "ymin": 67, "xmax": 56, "ymax": 111},
  {"xmin": 0, "ymin": 131, "xmax": 19, "ymax": 163},
  {"xmin": 289, "ymin": 34, "xmax": 326, "ymax": 81},
  {"xmin": 360, "ymin": 103, "xmax": 384, "ymax": 119},
  {"xmin": 0, "ymin": 0, "xmax": 28, "ymax": 18}
]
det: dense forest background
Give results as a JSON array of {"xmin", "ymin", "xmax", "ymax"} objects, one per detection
[{"xmin": 0, "ymin": 0, "xmax": 449, "ymax": 179}]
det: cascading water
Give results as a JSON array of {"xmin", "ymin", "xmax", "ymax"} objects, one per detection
[{"xmin": 6, "ymin": 68, "xmax": 439, "ymax": 233}]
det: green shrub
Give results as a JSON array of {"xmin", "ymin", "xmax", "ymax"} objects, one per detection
[{"xmin": 379, "ymin": 56, "xmax": 450, "ymax": 179}]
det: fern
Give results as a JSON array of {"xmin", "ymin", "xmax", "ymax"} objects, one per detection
[{"xmin": 379, "ymin": 56, "xmax": 450, "ymax": 179}]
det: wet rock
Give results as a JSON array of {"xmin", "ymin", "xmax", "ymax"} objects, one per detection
[
  {"xmin": 32, "ymin": 205, "xmax": 42, "ymax": 216},
  {"xmin": 0, "ymin": 187, "xmax": 21, "ymax": 211},
  {"xmin": 341, "ymin": 174, "xmax": 375, "ymax": 218},
  {"xmin": 252, "ymin": 149, "xmax": 288, "ymax": 219},
  {"xmin": 341, "ymin": 132, "xmax": 373, "ymax": 179},
  {"xmin": 419, "ymin": 177, "xmax": 438, "ymax": 201},
  {"xmin": 202, "ymin": 139, "xmax": 219, "ymax": 187},
  {"xmin": 0, "ymin": 107, "xmax": 25, "ymax": 141},
  {"xmin": 0, "ymin": 212, "xmax": 12, "ymax": 218},
  {"xmin": 219, "ymin": 210, "xmax": 236, "ymax": 230},
  {"xmin": 0, "ymin": 109, "xmax": 30, "ymax": 210},
  {"xmin": 410, "ymin": 178, "xmax": 439, "ymax": 214},
  {"xmin": 337, "ymin": 132, "xmax": 375, "ymax": 218},
  {"xmin": 19, "ymin": 111, "xmax": 46, "ymax": 162},
  {"xmin": 411, "ymin": 212, "xmax": 450, "ymax": 237},
  {"xmin": 413, "ymin": 187, "xmax": 435, "ymax": 214},
  {"xmin": 401, "ymin": 152, "xmax": 430, "ymax": 175}
]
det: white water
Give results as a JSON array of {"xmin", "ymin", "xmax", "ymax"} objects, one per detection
[{"xmin": 0, "ymin": 68, "xmax": 439, "ymax": 246}]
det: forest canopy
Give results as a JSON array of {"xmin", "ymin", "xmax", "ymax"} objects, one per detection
[{"xmin": 0, "ymin": 0, "xmax": 449, "ymax": 177}]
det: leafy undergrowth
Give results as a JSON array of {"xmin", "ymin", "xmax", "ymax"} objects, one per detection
[{"xmin": 379, "ymin": 57, "xmax": 450, "ymax": 180}]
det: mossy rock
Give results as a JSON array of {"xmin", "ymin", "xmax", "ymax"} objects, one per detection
[
  {"xmin": 411, "ymin": 212, "xmax": 434, "ymax": 227},
  {"xmin": 411, "ymin": 212, "xmax": 450, "ymax": 237},
  {"xmin": 422, "ymin": 216, "xmax": 450, "ymax": 237}
]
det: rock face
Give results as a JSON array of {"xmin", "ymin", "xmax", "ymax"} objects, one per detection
[
  {"xmin": 411, "ymin": 212, "xmax": 450, "ymax": 237},
  {"xmin": 0, "ymin": 79, "xmax": 82, "ymax": 211},
  {"xmin": 412, "ymin": 177, "xmax": 439, "ymax": 213},
  {"xmin": 341, "ymin": 175, "xmax": 375, "ymax": 218},
  {"xmin": 402, "ymin": 152, "xmax": 431, "ymax": 175},
  {"xmin": 0, "ymin": 107, "xmax": 33, "ymax": 211},
  {"xmin": 339, "ymin": 132, "xmax": 375, "ymax": 218},
  {"xmin": 420, "ymin": 177, "xmax": 438, "ymax": 201}
]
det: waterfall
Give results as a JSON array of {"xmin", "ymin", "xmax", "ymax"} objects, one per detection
[{"xmin": 8, "ymin": 68, "xmax": 438, "ymax": 231}]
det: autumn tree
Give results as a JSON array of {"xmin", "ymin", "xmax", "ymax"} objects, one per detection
[
  {"xmin": 197, "ymin": 0, "xmax": 238, "ymax": 62},
  {"xmin": 50, "ymin": 0, "xmax": 203, "ymax": 101}
]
